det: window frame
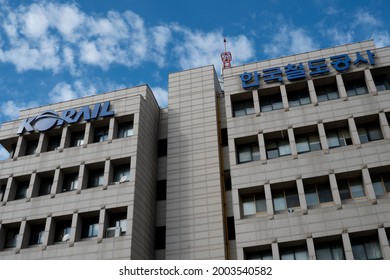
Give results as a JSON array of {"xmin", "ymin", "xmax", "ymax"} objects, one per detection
[
  {"xmin": 236, "ymin": 142, "xmax": 260, "ymax": 164},
  {"xmin": 265, "ymin": 138, "xmax": 291, "ymax": 159},
  {"xmin": 338, "ymin": 178, "xmax": 365, "ymax": 200},
  {"xmin": 242, "ymin": 193, "xmax": 267, "ymax": 216},
  {"xmin": 232, "ymin": 99, "xmax": 255, "ymax": 117}
]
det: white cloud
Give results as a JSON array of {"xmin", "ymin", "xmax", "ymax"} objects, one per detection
[
  {"xmin": 49, "ymin": 82, "xmax": 78, "ymax": 103},
  {"xmin": 151, "ymin": 87, "xmax": 168, "ymax": 108},
  {"xmin": 354, "ymin": 10, "xmax": 382, "ymax": 27},
  {"xmin": 0, "ymin": 100, "xmax": 39, "ymax": 120},
  {"xmin": 0, "ymin": 2, "xmax": 256, "ymax": 74},
  {"xmin": 323, "ymin": 28, "xmax": 354, "ymax": 46},
  {"xmin": 171, "ymin": 25, "xmax": 254, "ymax": 70},
  {"xmin": 263, "ymin": 25, "xmax": 319, "ymax": 58},
  {"xmin": 372, "ymin": 31, "xmax": 390, "ymax": 48}
]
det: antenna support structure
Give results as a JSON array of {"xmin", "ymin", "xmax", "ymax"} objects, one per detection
[{"xmin": 220, "ymin": 38, "xmax": 232, "ymax": 69}]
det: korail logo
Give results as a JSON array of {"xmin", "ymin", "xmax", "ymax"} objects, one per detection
[{"xmin": 17, "ymin": 101, "xmax": 114, "ymax": 135}]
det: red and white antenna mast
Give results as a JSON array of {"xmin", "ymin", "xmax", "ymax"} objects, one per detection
[{"xmin": 220, "ymin": 38, "xmax": 232, "ymax": 69}]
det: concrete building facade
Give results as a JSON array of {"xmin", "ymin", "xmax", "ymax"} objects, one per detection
[{"xmin": 1, "ymin": 40, "xmax": 390, "ymax": 259}]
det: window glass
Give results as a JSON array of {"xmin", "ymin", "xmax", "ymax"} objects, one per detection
[
  {"xmin": 15, "ymin": 183, "xmax": 28, "ymax": 200},
  {"xmin": 88, "ymin": 169, "xmax": 104, "ymax": 188},
  {"xmin": 349, "ymin": 180, "xmax": 365, "ymax": 198},
  {"xmin": 285, "ymin": 189, "xmax": 300, "ymax": 208},
  {"xmin": 372, "ymin": 177, "xmax": 385, "ymax": 196},
  {"xmin": 238, "ymin": 146, "xmax": 251, "ymax": 163},
  {"xmin": 296, "ymin": 136, "xmax": 310, "ymax": 153},
  {"xmin": 242, "ymin": 196, "xmax": 256, "ymax": 215},
  {"xmin": 338, "ymin": 181, "xmax": 351, "ymax": 200},
  {"xmin": 278, "ymin": 140, "xmax": 291, "ymax": 156},
  {"xmin": 117, "ymin": 122, "xmax": 133, "ymax": 138},
  {"xmin": 305, "ymin": 186, "xmax": 319, "ymax": 207},
  {"xmin": 317, "ymin": 184, "xmax": 333, "ymax": 203},
  {"xmin": 255, "ymin": 194, "xmax": 267, "ymax": 212},
  {"xmin": 113, "ymin": 164, "xmax": 130, "ymax": 182},
  {"xmin": 273, "ymin": 192, "xmax": 286, "ymax": 211}
]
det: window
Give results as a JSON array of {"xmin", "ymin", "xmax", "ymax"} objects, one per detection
[
  {"xmin": 315, "ymin": 240, "xmax": 345, "ymax": 260},
  {"xmin": 25, "ymin": 139, "xmax": 38, "ymax": 155},
  {"xmin": 295, "ymin": 133, "xmax": 321, "ymax": 154},
  {"xmin": 224, "ymin": 170, "xmax": 232, "ymax": 191},
  {"xmin": 70, "ymin": 131, "xmax": 84, "ymax": 147},
  {"xmin": 316, "ymin": 84, "xmax": 339, "ymax": 102},
  {"xmin": 4, "ymin": 226, "xmax": 19, "ymax": 249},
  {"xmin": 245, "ymin": 250, "xmax": 273, "ymax": 260},
  {"xmin": 272, "ymin": 187, "xmax": 300, "ymax": 211},
  {"xmin": 117, "ymin": 122, "xmax": 133, "ymax": 138},
  {"xmin": 371, "ymin": 174, "xmax": 390, "ymax": 196},
  {"xmin": 304, "ymin": 182, "xmax": 333, "ymax": 207},
  {"xmin": 158, "ymin": 139, "xmax": 167, "ymax": 157},
  {"xmin": 265, "ymin": 138, "xmax": 291, "ymax": 159},
  {"xmin": 62, "ymin": 173, "xmax": 78, "ymax": 192},
  {"xmin": 15, "ymin": 181, "xmax": 29, "ymax": 200},
  {"xmin": 280, "ymin": 245, "xmax": 309, "ymax": 260},
  {"xmin": 156, "ymin": 180, "xmax": 167, "ymax": 201},
  {"xmin": 338, "ymin": 178, "xmax": 365, "ymax": 200},
  {"xmin": 53, "ymin": 220, "xmax": 72, "ymax": 243},
  {"xmin": 259, "ymin": 93, "xmax": 283, "ymax": 112},
  {"xmin": 221, "ymin": 128, "xmax": 228, "ymax": 146},
  {"xmin": 81, "ymin": 216, "xmax": 99, "ymax": 239},
  {"xmin": 357, "ymin": 122, "xmax": 383, "ymax": 143},
  {"xmin": 38, "ymin": 177, "xmax": 53, "ymax": 196},
  {"xmin": 232, "ymin": 99, "xmax": 255, "ymax": 117},
  {"xmin": 88, "ymin": 168, "xmax": 104, "ymax": 188},
  {"xmin": 326, "ymin": 128, "xmax": 352, "ymax": 148},
  {"xmin": 0, "ymin": 184, "xmax": 5, "ymax": 202},
  {"xmin": 47, "ymin": 135, "xmax": 61, "ymax": 151},
  {"xmin": 373, "ymin": 74, "xmax": 390, "ymax": 91},
  {"xmin": 28, "ymin": 223, "xmax": 45, "ymax": 246},
  {"xmin": 351, "ymin": 236, "xmax": 383, "ymax": 260},
  {"xmin": 93, "ymin": 126, "xmax": 109, "ymax": 143},
  {"xmin": 155, "ymin": 226, "xmax": 166, "ymax": 250},
  {"xmin": 345, "ymin": 79, "xmax": 368, "ymax": 96},
  {"xmin": 287, "ymin": 88, "xmax": 311, "ymax": 107},
  {"xmin": 236, "ymin": 142, "xmax": 260, "ymax": 163},
  {"xmin": 227, "ymin": 216, "xmax": 236, "ymax": 240},
  {"xmin": 113, "ymin": 164, "xmax": 130, "ymax": 183},
  {"xmin": 242, "ymin": 193, "xmax": 266, "ymax": 216},
  {"xmin": 106, "ymin": 209, "xmax": 127, "ymax": 237}
]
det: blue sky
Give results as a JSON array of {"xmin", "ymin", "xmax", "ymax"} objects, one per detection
[{"xmin": 0, "ymin": 0, "xmax": 390, "ymax": 157}]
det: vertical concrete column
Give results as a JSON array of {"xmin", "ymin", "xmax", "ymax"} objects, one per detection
[
  {"xmin": 257, "ymin": 133, "xmax": 267, "ymax": 161},
  {"xmin": 18, "ymin": 219, "xmax": 28, "ymax": 250},
  {"xmin": 14, "ymin": 135, "xmax": 24, "ymax": 158},
  {"xmin": 288, "ymin": 127, "xmax": 297, "ymax": 156},
  {"xmin": 336, "ymin": 74, "xmax": 348, "ymax": 100},
  {"xmin": 307, "ymin": 79, "xmax": 318, "ymax": 105},
  {"xmin": 226, "ymin": 95, "xmax": 233, "ymax": 119},
  {"xmin": 329, "ymin": 173, "xmax": 342, "ymax": 207},
  {"xmin": 264, "ymin": 183, "xmax": 274, "ymax": 217},
  {"xmin": 98, "ymin": 207, "xmax": 106, "ymax": 240},
  {"xmin": 271, "ymin": 242, "xmax": 280, "ymax": 260},
  {"xmin": 342, "ymin": 232, "xmax": 354, "ymax": 260},
  {"xmin": 84, "ymin": 122, "xmax": 92, "ymax": 145},
  {"xmin": 2, "ymin": 176, "xmax": 13, "ymax": 203},
  {"xmin": 103, "ymin": 158, "xmax": 111, "ymax": 187},
  {"xmin": 280, "ymin": 85, "xmax": 289, "ymax": 110},
  {"xmin": 379, "ymin": 112, "xmax": 390, "ymax": 140},
  {"xmin": 60, "ymin": 126, "xmax": 69, "ymax": 149},
  {"xmin": 78, "ymin": 163, "xmax": 86, "ymax": 191},
  {"xmin": 378, "ymin": 228, "xmax": 390, "ymax": 259},
  {"xmin": 51, "ymin": 167, "xmax": 61, "ymax": 195},
  {"xmin": 364, "ymin": 68, "xmax": 377, "ymax": 94},
  {"xmin": 70, "ymin": 211, "xmax": 79, "ymax": 243},
  {"xmin": 232, "ymin": 190, "xmax": 241, "ymax": 220},
  {"xmin": 252, "ymin": 90, "xmax": 261, "ymax": 115},
  {"xmin": 237, "ymin": 248, "xmax": 245, "ymax": 260},
  {"xmin": 43, "ymin": 216, "xmax": 52, "ymax": 246},
  {"xmin": 317, "ymin": 122, "xmax": 329, "ymax": 150},
  {"xmin": 108, "ymin": 117, "xmax": 116, "ymax": 141},
  {"xmin": 348, "ymin": 117, "xmax": 361, "ymax": 145},
  {"xmin": 36, "ymin": 133, "xmax": 45, "ymax": 154},
  {"xmin": 362, "ymin": 168, "xmax": 376, "ymax": 201},
  {"xmin": 306, "ymin": 237, "xmax": 316, "ymax": 260},
  {"xmin": 296, "ymin": 178, "xmax": 307, "ymax": 212},
  {"xmin": 25, "ymin": 171, "xmax": 37, "ymax": 200}
]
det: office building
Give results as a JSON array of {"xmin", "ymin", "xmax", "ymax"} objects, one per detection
[{"xmin": 1, "ymin": 40, "xmax": 390, "ymax": 259}]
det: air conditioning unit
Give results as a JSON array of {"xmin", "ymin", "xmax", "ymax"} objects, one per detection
[
  {"xmin": 119, "ymin": 220, "xmax": 127, "ymax": 234},
  {"xmin": 106, "ymin": 227, "xmax": 121, "ymax": 238}
]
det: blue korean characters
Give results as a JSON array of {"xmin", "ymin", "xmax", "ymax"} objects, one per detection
[{"xmin": 240, "ymin": 50, "xmax": 375, "ymax": 90}]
